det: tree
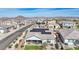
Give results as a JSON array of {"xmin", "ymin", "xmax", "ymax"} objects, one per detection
[
  {"xmin": 8, "ymin": 44, "xmax": 13, "ymax": 48},
  {"xmin": 8, "ymin": 45, "xmax": 12, "ymax": 48},
  {"xmin": 77, "ymin": 25, "xmax": 79, "ymax": 29},
  {"xmin": 73, "ymin": 19, "xmax": 76, "ymax": 22},
  {"xmin": 21, "ymin": 45, "xmax": 24, "ymax": 48},
  {"xmin": 15, "ymin": 44, "xmax": 18, "ymax": 48}
]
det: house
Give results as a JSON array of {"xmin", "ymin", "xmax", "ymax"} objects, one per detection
[
  {"xmin": 59, "ymin": 29, "xmax": 79, "ymax": 46},
  {"xmin": 25, "ymin": 27, "xmax": 55, "ymax": 44},
  {"xmin": 36, "ymin": 20, "xmax": 47, "ymax": 28},
  {"xmin": 0, "ymin": 26, "xmax": 8, "ymax": 33},
  {"xmin": 47, "ymin": 20, "xmax": 60, "ymax": 30},
  {"xmin": 65, "ymin": 30, "xmax": 79, "ymax": 46},
  {"xmin": 60, "ymin": 21, "xmax": 76, "ymax": 28},
  {"xmin": 0, "ymin": 25, "xmax": 16, "ymax": 33},
  {"xmin": 25, "ymin": 34, "xmax": 55, "ymax": 44}
]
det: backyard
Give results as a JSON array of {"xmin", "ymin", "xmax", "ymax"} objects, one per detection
[{"xmin": 24, "ymin": 45, "xmax": 43, "ymax": 50}]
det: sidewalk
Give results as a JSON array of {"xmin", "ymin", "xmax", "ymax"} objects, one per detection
[{"xmin": 6, "ymin": 30, "xmax": 27, "ymax": 50}]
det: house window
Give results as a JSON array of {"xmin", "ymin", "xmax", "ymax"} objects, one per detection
[
  {"xmin": 68, "ymin": 39, "xmax": 73, "ymax": 43},
  {"xmin": 75, "ymin": 40, "xmax": 79, "ymax": 44}
]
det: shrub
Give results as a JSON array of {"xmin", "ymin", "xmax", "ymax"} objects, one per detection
[
  {"xmin": 21, "ymin": 45, "xmax": 24, "ymax": 48},
  {"xmin": 8, "ymin": 45, "xmax": 12, "ymax": 48},
  {"xmin": 15, "ymin": 44, "xmax": 18, "ymax": 48}
]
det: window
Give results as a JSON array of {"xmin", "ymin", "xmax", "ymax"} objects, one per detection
[
  {"xmin": 68, "ymin": 39, "xmax": 73, "ymax": 43},
  {"xmin": 75, "ymin": 40, "xmax": 79, "ymax": 44}
]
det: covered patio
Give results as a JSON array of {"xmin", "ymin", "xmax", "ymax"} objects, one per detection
[{"xmin": 26, "ymin": 36, "xmax": 42, "ymax": 44}]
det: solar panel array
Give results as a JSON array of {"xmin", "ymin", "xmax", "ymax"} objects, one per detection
[
  {"xmin": 41, "ymin": 31, "xmax": 51, "ymax": 34},
  {"xmin": 30, "ymin": 28, "xmax": 51, "ymax": 34}
]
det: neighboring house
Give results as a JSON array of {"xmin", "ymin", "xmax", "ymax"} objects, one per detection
[
  {"xmin": 47, "ymin": 20, "xmax": 60, "ymax": 30},
  {"xmin": 0, "ymin": 26, "xmax": 8, "ymax": 33},
  {"xmin": 60, "ymin": 21, "xmax": 76, "ymax": 28},
  {"xmin": 59, "ymin": 29, "xmax": 79, "ymax": 46},
  {"xmin": 0, "ymin": 25, "xmax": 15, "ymax": 33},
  {"xmin": 65, "ymin": 30, "xmax": 79, "ymax": 46},
  {"xmin": 36, "ymin": 20, "xmax": 46, "ymax": 28}
]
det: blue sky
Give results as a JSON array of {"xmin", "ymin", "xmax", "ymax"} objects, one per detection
[{"xmin": 0, "ymin": 8, "xmax": 79, "ymax": 17}]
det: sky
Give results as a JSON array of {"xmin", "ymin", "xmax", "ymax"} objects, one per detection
[{"xmin": 0, "ymin": 8, "xmax": 79, "ymax": 17}]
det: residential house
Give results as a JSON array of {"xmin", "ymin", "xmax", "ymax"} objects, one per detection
[
  {"xmin": 47, "ymin": 20, "xmax": 60, "ymax": 30},
  {"xmin": 25, "ymin": 27, "xmax": 55, "ymax": 44},
  {"xmin": 60, "ymin": 21, "xmax": 76, "ymax": 28},
  {"xmin": 0, "ymin": 26, "xmax": 8, "ymax": 33},
  {"xmin": 59, "ymin": 29, "xmax": 79, "ymax": 46}
]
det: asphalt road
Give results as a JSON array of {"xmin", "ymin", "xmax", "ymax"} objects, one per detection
[{"xmin": 0, "ymin": 24, "xmax": 33, "ymax": 50}]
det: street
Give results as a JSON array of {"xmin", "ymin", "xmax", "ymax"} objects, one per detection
[{"xmin": 0, "ymin": 24, "xmax": 33, "ymax": 50}]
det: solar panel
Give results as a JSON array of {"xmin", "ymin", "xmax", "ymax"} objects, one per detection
[
  {"xmin": 30, "ymin": 28, "xmax": 48, "ymax": 32},
  {"xmin": 30, "ymin": 28, "xmax": 51, "ymax": 34},
  {"xmin": 41, "ymin": 31, "xmax": 51, "ymax": 34},
  {"xmin": 30, "ymin": 29, "xmax": 44, "ymax": 32},
  {"xmin": 33, "ymin": 28, "xmax": 49, "ymax": 30}
]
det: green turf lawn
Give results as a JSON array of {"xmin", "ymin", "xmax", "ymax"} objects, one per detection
[
  {"xmin": 24, "ymin": 45, "xmax": 43, "ymax": 50},
  {"xmin": 74, "ymin": 47, "xmax": 79, "ymax": 50}
]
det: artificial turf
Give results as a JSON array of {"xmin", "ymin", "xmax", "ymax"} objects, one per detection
[{"xmin": 24, "ymin": 45, "xmax": 42, "ymax": 50}]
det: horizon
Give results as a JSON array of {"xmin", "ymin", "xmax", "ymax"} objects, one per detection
[{"xmin": 0, "ymin": 8, "xmax": 79, "ymax": 17}]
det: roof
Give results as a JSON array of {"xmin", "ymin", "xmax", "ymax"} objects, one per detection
[
  {"xmin": 59, "ymin": 29, "xmax": 74, "ymax": 38},
  {"xmin": 0, "ymin": 28, "xmax": 6, "ymax": 30},
  {"xmin": 25, "ymin": 31, "xmax": 54, "ymax": 40},
  {"xmin": 0, "ymin": 25, "xmax": 13, "ymax": 29},
  {"xmin": 59, "ymin": 29, "xmax": 79, "ymax": 40},
  {"xmin": 30, "ymin": 28, "xmax": 49, "ymax": 32},
  {"xmin": 26, "ymin": 36, "xmax": 42, "ymax": 40},
  {"xmin": 65, "ymin": 30, "xmax": 79, "ymax": 40},
  {"xmin": 0, "ymin": 26, "xmax": 8, "ymax": 30},
  {"xmin": 62, "ymin": 21, "xmax": 75, "ymax": 24},
  {"xmin": 30, "ymin": 28, "xmax": 51, "ymax": 34}
]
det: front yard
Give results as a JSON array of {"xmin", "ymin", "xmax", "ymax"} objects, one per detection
[{"xmin": 74, "ymin": 47, "xmax": 79, "ymax": 50}]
